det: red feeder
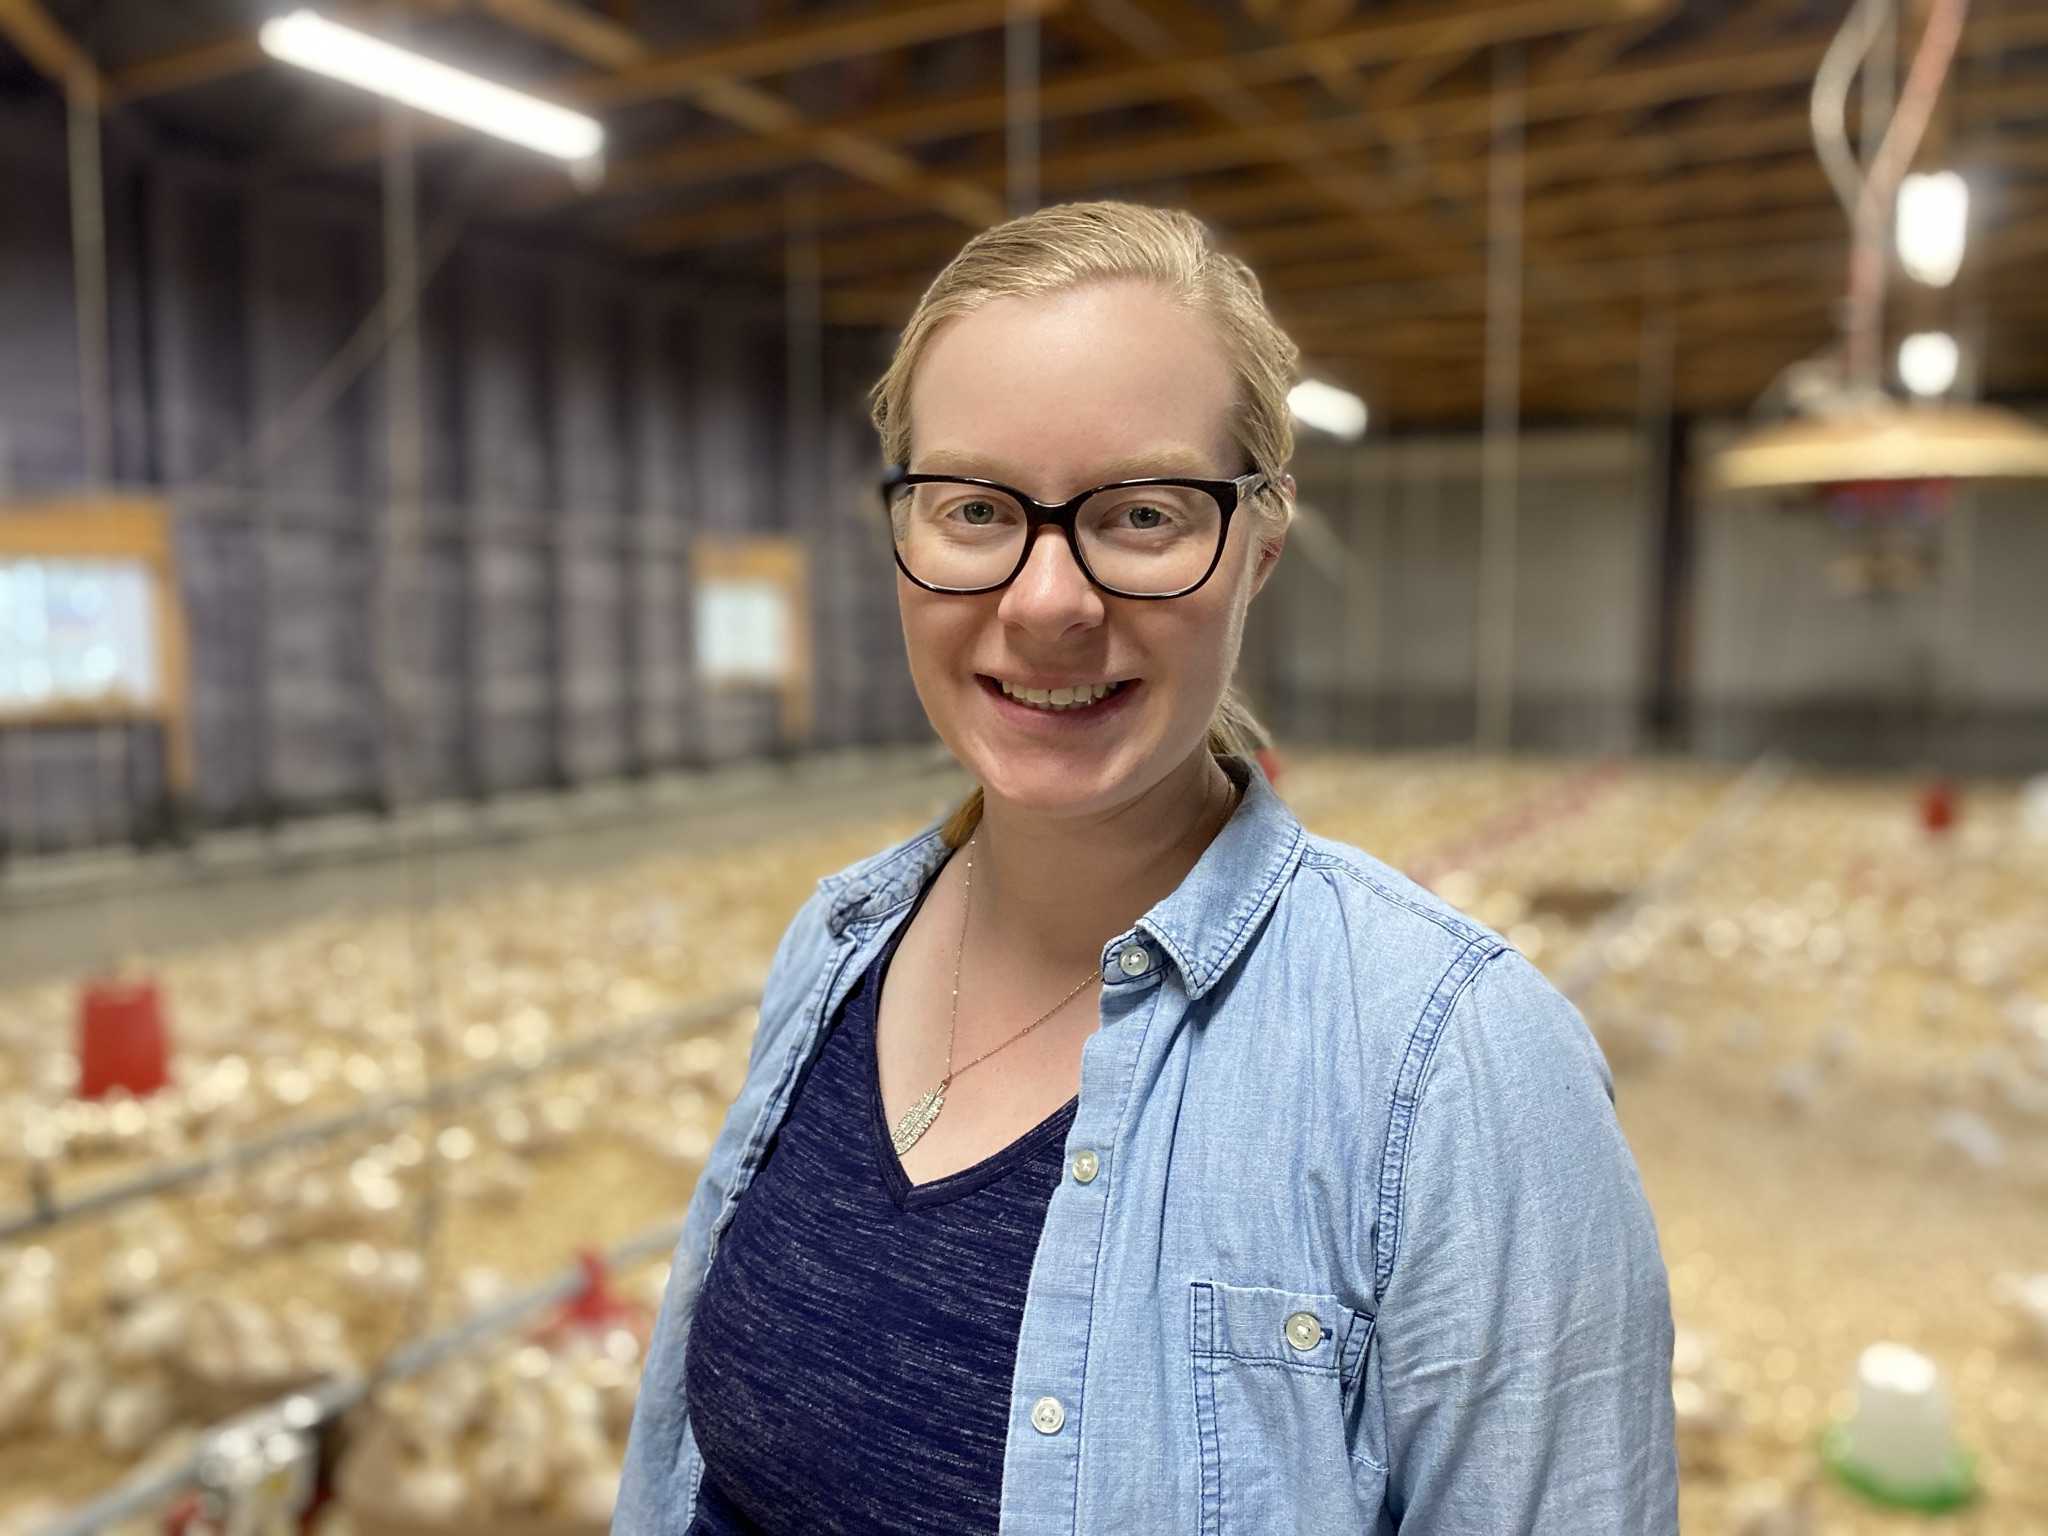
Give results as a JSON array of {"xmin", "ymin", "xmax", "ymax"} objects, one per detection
[
  {"xmin": 1919, "ymin": 780, "xmax": 1959, "ymax": 836},
  {"xmin": 545, "ymin": 1249, "xmax": 648, "ymax": 1341},
  {"xmin": 78, "ymin": 979, "xmax": 170, "ymax": 1100}
]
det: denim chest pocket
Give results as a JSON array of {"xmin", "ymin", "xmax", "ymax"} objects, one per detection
[{"xmin": 1189, "ymin": 1281, "xmax": 1381, "ymax": 1536}]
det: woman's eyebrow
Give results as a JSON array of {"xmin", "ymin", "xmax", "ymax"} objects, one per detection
[
  {"xmin": 1087, "ymin": 451, "xmax": 1223, "ymax": 480},
  {"xmin": 914, "ymin": 450, "xmax": 1014, "ymax": 477}
]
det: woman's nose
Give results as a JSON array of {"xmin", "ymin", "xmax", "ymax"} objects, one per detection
[{"xmin": 997, "ymin": 525, "xmax": 1105, "ymax": 636}]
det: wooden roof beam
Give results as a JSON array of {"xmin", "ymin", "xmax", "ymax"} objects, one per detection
[
  {"xmin": 572, "ymin": 0, "xmax": 1062, "ymax": 110},
  {"xmin": 879, "ymin": 11, "xmax": 2042, "ymax": 218},
  {"xmin": 480, "ymin": 0, "xmax": 1009, "ymax": 228},
  {"xmin": 1237, "ymin": 153, "xmax": 1833, "ymax": 278},
  {"xmin": 103, "ymin": 0, "xmax": 1052, "ymax": 109},
  {"xmin": 628, "ymin": 56, "xmax": 2020, "ymax": 278},
  {"xmin": 104, "ymin": 0, "xmax": 466, "ymax": 101},
  {"xmin": 603, "ymin": 0, "xmax": 1666, "ymax": 200},
  {"xmin": 0, "ymin": 0, "xmax": 99, "ymax": 89},
  {"xmin": 108, "ymin": 35, "xmax": 265, "ymax": 99},
  {"xmin": 1258, "ymin": 235, "xmax": 1853, "ymax": 316}
]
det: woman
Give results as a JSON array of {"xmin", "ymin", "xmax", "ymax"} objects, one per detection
[{"xmin": 618, "ymin": 203, "xmax": 1677, "ymax": 1535}]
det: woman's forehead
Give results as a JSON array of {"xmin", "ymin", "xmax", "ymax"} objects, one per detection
[
  {"xmin": 925, "ymin": 282, "xmax": 1226, "ymax": 369},
  {"xmin": 909, "ymin": 285, "xmax": 1239, "ymax": 477}
]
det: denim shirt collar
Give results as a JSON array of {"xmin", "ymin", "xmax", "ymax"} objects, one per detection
[{"xmin": 814, "ymin": 756, "xmax": 1306, "ymax": 1001}]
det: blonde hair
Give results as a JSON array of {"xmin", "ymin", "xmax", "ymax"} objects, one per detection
[{"xmin": 872, "ymin": 201, "xmax": 1298, "ymax": 849}]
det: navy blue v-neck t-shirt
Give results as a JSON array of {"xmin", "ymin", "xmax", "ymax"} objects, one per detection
[{"xmin": 682, "ymin": 907, "xmax": 1078, "ymax": 1536}]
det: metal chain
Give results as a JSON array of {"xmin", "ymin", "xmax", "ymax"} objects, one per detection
[{"xmin": 940, "ymin": 836, "xmax": 1103, "ymax": 1088}]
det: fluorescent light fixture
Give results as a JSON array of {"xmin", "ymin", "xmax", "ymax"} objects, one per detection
[
  {"xmin": 1288, "ymin": 379, "xmax": 1369, "ymax": 441},
  {"xmin": 1896, "ymin": 170, "xmax": 1968, "ymax": 288},
  {"xmin": 258, "ymin": 9, "xmax": 604, "ymax": 163},
  {"xmin": 1898, "ymin": 331, "xmax": 1960, "ymax": 398}
]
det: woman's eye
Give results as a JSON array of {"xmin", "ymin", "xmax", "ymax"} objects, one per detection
[
  {"xmin": 1127, "ymin": 506, "xmax": 1164, "ymax": 528},
  {"xmin": 957, "ymin": 500, "xmax": 999, "ymax": 525}
]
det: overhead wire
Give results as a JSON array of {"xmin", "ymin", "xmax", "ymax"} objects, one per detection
[{"xmin": 1812, "ymin": 0, "xmax": 1893, "ymax": 218}]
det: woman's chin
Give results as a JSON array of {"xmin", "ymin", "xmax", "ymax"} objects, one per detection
[{"xmin": 961, "ymin": 724, "xmax": 1181, "ymax": 821}]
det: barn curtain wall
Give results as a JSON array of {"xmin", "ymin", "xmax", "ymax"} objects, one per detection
[
  {"xmin": 0, "ymin": 102, "xmax": 925, "ymax": 852},
  {"xmin": 1269, "ymin": 425, "xmax": 2048, "ymax": 769}
]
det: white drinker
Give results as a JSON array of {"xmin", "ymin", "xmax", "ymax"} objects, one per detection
[
  {"xmin": 1832, "ymin": 1343, "xmax": 1958, "ymax": 1496},
  {"xmin": 2009, "ymin": 1273, "xmax": 2048, "ymax": 1347}
]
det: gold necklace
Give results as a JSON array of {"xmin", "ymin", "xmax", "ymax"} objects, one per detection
[{"xmin": 890, "ymin": 836, "xmax": 1103, "ymax": 1156}]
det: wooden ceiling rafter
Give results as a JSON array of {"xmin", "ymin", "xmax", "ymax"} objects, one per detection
[
  {"xmin": 102, "ymin": 0, "xmax": 468, "ymax": 101},
  {"xmin": 103, "ymin": 0, "xmax": 1054, "ymax": 104},
  {"xmin": 595, "ymin": 0, "xmax": 1669, "ymax": 210},
  {"xmin": 0, "ymin": 0, "xmax": 100, "ymax": 90},
  {"xmin": 479, "ymin": 0, "xmax": 1008, "ymax": 227},
  {"xmin": 601, "ymin": 0, "xmax": 1653, "ymax": 308},
  {"xmin": 17, "ymin": 0, "xmax": 2040, "ymax": 423},
  {"xmin": 589, "ymin": 0, "xmax": 2038, "ymax": 245},
  {"xmin": 638, "ymin": 55, "xmax": 2042, "ymax": 320},
  {"xmin": 567, "ymin": 0, "xmax": 1061, "ymax": 110},
  {"xmin": 1065, "ymin": 0, "xmax": 1430, "ymax": 261},
  {"xmin": 608, "ymin": 25, "xmax": 1858, "ymax": 256}
]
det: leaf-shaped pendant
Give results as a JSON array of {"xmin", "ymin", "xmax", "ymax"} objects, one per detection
[{"xmin": 891, "ymin": 1085, "xmax": 945, "ymax": 1155}]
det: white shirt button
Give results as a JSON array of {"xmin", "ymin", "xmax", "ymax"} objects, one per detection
[
  {"xmin": 1284, "ymin": 1311, "xmax": 1324, "ymax": 1351},
  {"xmin": 1030, "ymin": 1395, "xmax": 1066, "ymax": 1434},
  {"xmin": 1118, "ymin": 945, "xmax": 1150, "ymax": 977},
  {"xmin": 1070, "ymin": 1148, "xmax": 1099, "ymax": 1183}
]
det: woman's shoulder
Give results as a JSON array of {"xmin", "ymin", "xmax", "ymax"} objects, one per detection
[
  {"xmin": 1289, "ymin": 831, "xmax": 1503, "ymax": 960},
  {"xmin": 803, "ymin": 821, "xmax": 951, "ymax": 940},
  {"xmin": 1272, "ymin": 831, "xmax": 1601, "ymax": 1067},
  {"xmin": 1281, "ymin": 831, "xmax": 1609, "ymax": 1092},
  {"xmin": 753, "ymin": 822, "xmax": 949, "ymax": 1020}
]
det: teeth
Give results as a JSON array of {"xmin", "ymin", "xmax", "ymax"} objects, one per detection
[{"xmin": 998, "ymin": 679, "xmax": 1120, "ymax": 711}]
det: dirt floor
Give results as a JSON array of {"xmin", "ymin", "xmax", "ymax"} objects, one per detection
[{"xmin": 3, "ymin": 752, "xmax": 2042, "ymax": 1534}]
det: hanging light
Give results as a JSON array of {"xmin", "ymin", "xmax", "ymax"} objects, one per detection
[
  {"xmin": 1288, "ymin": 380, "xmax": 1369, "ymax": 441},
  {"xmin": 1896, "ymin": 171, "xmax": 1968, "ymax": 287},
  {"xmin": 1712, "ymin": 0, "xmax": 2048, "ymax": 499},
  {"xmin": 1897, "ymin": 332, "xmax": 1959, "ymax": 398},
  {"xmin": 1714, "ymin": 402, "xmax": 2048, "ymax": 490},
  {"xmin": 258, "ymin": 9, "xmax": 604, "ymax": 164}
]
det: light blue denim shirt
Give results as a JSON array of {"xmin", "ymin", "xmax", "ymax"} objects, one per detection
[{"xmin": 616, "ymin": 761, "xmax": 1678, "ymax": 1534}]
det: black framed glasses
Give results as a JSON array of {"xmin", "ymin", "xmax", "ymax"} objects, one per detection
[{"xmin": 881, "ymin": 467, "xmax": 1267, "ymax": 600}]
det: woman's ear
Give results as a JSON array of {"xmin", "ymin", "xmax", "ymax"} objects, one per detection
[{"xmin": 1248, "ymin": 474, "xmax": 1295, "ymax": 596}]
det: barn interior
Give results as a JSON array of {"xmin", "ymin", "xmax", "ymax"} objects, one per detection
[{"xmin": 1, "ymin": 0, "xmax": 2045, "ymax": 1531}]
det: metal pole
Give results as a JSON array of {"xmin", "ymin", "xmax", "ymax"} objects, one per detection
[
  {"xmin": 66, "ymin": 63, "xmax": 112, "ymax": 488},
  {"xmin": 1936, "ymin": 488, "xmax": 1976, "ymax": 721},
  {"xmin": 785, "ymin": 178, "xmax": 824, "ymax": 524},
  {"xmin": 1344, "ymin": 443, "xmax": 1387, "ymax": 746},
  {"xmin": 377, "ymin": 78, "xmax": 448, "ymax": 1341},
  {"xmin": 29, "ymin": 1215, "xmax": 691, "ymax": 1536},
  {"xmin": 1400, "ymin": 438, "xmax": 1440, "ymax": 745},
  {"xmin": 1005, "ymin": 0, "xmax": 1040, "ymax": 216},
  {"xmin": 1475, "ymin": 45, "xmax": 1524, "ymax": 755},
  {"xmin": 0, "ymin": 988, "xmax": 758, "ymax": 1242},
  {"xmin": 783, "ymin": 179, "xmax": 824, "ymax": 749},
  {"xmin": 1635, "ymin": 297, "xmax": 1675, "ymax": 746},
  {"xmin": 379, "ymin": 97, "xmax": 425, "ymax": 814}
]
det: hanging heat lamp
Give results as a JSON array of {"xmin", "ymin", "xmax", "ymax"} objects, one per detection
[{"xmin": 1712, "ymin": 0, "xmax": 2048, "ymax": 512}]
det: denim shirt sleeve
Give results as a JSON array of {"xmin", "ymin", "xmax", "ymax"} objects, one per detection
[
  {"xmin": 1375, "ymin": 950, "xmax": 1679, "ymax": 1534},
  {"xmin": 615, "ymin": 888, "xmax": 836, "ymax": 1534}
]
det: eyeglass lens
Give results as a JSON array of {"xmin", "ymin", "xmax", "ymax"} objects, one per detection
[{"xmin": 888, "ymin": 481, "xmax": 1224, "ymax": 595}]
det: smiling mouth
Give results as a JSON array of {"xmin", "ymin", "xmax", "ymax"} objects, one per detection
[{"xmin": 989, "ymin": 677, "xmax": 1134, "ymax": 712}]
